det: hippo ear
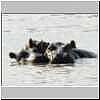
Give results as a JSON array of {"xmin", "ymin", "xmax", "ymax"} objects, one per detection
[
  {"xmin": 29, "ymin": 38, "xmax": 33, "ymax": 48},
  {"xmin": 70, "ymin": 40, "xmax": 76, "ymax": 48},
  {"xmin": 9, "ymin": 52, "xmax": 17, "ymax": 59}
]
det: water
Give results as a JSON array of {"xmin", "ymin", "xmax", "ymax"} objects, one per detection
[{"xmin": 2, "ymin": 14, "xmax": 98, "ymax": 86}]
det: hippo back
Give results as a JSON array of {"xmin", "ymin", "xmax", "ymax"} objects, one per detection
[{"xmin": 72, "ymin": 48, "xmax": 97, "ymax": 58}]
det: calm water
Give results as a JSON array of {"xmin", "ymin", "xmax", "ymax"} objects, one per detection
[{"xmin": 2, "ymin": 14, "xmax": 98, "ymax": 86}]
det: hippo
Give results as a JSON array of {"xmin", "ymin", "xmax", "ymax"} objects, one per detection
[
  {"xmin": 9, "ymin": 38, "xmax": 50, "ymax": 64},
  {"xmin": 45, "ymin": 40, "xmax": 97, "ymax": 64},
  {"xmin": 45, "ymin": 40, "xmax": 75, "ymax": 64}
]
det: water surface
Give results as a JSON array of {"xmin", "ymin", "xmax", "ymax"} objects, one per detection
[{"xmin": 2, "ymin": 14, "xmax": 98, "ymax": 86}]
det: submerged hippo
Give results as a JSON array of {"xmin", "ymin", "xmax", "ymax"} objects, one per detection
[
  {"xmin": 45, "ymin": 40, "xmax": 76, "ymax": 64},
  {"xmin": 45, "ymin": 40, "xmax": 97, "ymax": 64},
  {"xmin": 9, "ymin": 39, "xmax": 97, "ymax": 65},
  {"xmin": 9, "ymin": 38, "xmax": 50, "ymax": 64}
]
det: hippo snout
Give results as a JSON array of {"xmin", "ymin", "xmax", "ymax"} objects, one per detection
[{"xmin": 9, "ymin": 50, "xmax": 30, "ymax": 63}]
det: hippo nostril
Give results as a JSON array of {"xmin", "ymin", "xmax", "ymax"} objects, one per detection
[{"xmin": 9, "ymin": 52, "xmax": 17, "ymax": 59}]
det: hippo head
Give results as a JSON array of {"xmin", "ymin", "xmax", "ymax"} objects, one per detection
[
  {"xmin": 45, "ymin": 43, "xmax": 75, "ymax": 64},
  {"xmin": 27, "ymin": 38, "xmax": 49, "ymax": 54}
]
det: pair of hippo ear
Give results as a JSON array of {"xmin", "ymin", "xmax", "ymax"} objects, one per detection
[{"xmin": 29, "ymin": 38, "xmax": 49, "ymax": 48}]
